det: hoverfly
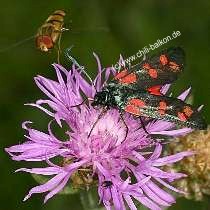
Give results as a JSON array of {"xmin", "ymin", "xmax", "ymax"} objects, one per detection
[
  {"xmin": 35, "ymin": 10, "xmax": 68, "ymax": 63},
  {"xmin": 0, "ymin": 10, "xmax": 109, "ymax": 63},
  {"xmin": 0, "ymin": 10, "xmax": 68, "ymax": 63}
]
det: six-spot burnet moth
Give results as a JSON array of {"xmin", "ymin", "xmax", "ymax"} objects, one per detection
[{"xmin": 91, "ymin": 47, "xmax": 207, "ymax": 136}]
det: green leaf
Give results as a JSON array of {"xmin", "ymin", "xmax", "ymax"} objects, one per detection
[{"xmin": 185, "ymin": 95, "xmax": 194, "ymax": 105}]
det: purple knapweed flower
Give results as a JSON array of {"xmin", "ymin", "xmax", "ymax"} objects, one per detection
[{"xmin": 6, "ymin": 54, "xmax": 195, "ymax": 210}]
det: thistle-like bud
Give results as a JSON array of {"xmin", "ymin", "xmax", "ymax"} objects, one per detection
[{"xmin": 166, "ymin": 126, "xmax": 210, "ymax": 201}]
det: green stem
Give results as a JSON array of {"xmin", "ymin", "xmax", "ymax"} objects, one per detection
[{"xmin": 80, "ymin": 189, "xmax": 105, "ymax": 210}]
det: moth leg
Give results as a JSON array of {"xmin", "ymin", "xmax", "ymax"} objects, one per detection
[
  {"xmin": 139, "ymin": 116, "xmax": 149, "ymax": 134},
  {"xmin": 88, "ymin": 108, "xmax": 107, "ymax": 138},
  {"xmin": 70, "ymin": 98, "xmax": 88, "ymax": 108},
  {"xmin": 120, "ymin": 112, "xmax": 129, "ymax": 141},
  {"xmin": 139, "ymin": 117, "xmax": 167, "ymax": 143},
  {"xmin": 70, "ymin": 98, "xmax": 94, "ymax": 109},
  {"xmin": 137, "ymin": 117, "xmax": 163, "ymax": 143}
]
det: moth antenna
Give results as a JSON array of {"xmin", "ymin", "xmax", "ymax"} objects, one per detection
[
  {"xmin": 70, "ymin": 98, "xmax": 87, "ymax": 108},
  {"xmin": 65, "ymin": 46, "xmax": 90, "ymax": 80},
  {"xmin": 70, "ymin": 98, "xmax": 94, "ymax": 108},
  {"xmin": 65, "ymin": 46, "xmax": 98, "ymax": 92}
]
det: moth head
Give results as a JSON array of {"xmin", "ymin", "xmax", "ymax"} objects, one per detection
[{"xmin": 91, "ymin": 89, "xmax": 113, "ymax": 107}]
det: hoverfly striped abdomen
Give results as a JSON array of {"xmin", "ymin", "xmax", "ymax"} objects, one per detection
[{"xmin": 35, "ymin": 10, "xmax": 66, "ymax": 52}]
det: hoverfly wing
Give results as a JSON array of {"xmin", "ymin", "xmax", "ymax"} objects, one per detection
[
  {"xmin": 0, "ymin": 35, "xmax": 35, "ymax": 53},
  {"xmin": 122, "ymin": 91, "xmax": 207, "ymax": 130},
  {"xmin": 113, "ymin": 47, "xmax": 185, "ymax": 89}
]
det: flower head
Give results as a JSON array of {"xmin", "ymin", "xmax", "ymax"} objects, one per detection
[
  {"xmin": 6, "ymin": 54, "xmax": 195, "ymax": 210},
  {"xmin": 165, "ymin": 126, "xmax": 210, "ymax": 201}
]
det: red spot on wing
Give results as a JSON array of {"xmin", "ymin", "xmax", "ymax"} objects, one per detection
[
  {"xmin": 177, "ymin": 107, "xmax": 192, "ymax": 122},
  {"xmin": 177, "ymin": 112, "xmax": 187, "ymax": 121},
  {"xmin": 125, "ymin": 98, "xmax": 146, "ymax": 116},
  {"xmin": 158, "ymin": 101, "xmax": 167, "ymax": 115},
  {"xmin": 148, "ymin": 69, "xmax": 158, "ymax": 78},
  {"xmin": 159, "ymin": 101, "xmax": 167, "ymax": 110},
  {"xmin": 183, "ymin": 106, "xmax": 193, "ymax": 117},
  {"xmin": 125, "ymin": 105, "xmax": 141, "ymax": 115},
  {"xmin": 143, "ymin": 63, "xmax": 151, "ymax": 70},
  {"xmin": 147, "ymin": 85, "xmax": 162, "ymax": 96},
  {"xmin": 169, "ymin": 61, "xmax": 180, "ymax": 71},
  {"xmin": 120, "ymin": 73, "xmax": 137, "ymax": 84},
  {"xmin": 160, "ymin": 55, "xmax": 168, "ymax": 65},
  {"xmin": 143, "ymin": 63, "xmax": 158, "ymax": 78},
  {"xmin": 129, "ymin": 98, "xmax": 145, "ymax": 107},
  {"xmin": 115, "ymin": 69, "xmax": 128, "ymax": 79},
  {"xmin": 115, "ymin": 69, "xmax": 137, "ymax": 84}
]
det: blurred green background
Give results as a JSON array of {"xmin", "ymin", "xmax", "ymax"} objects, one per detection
[{"xmin": 1, "ymin": 1, "xmax": 210, "ymax": 210}]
